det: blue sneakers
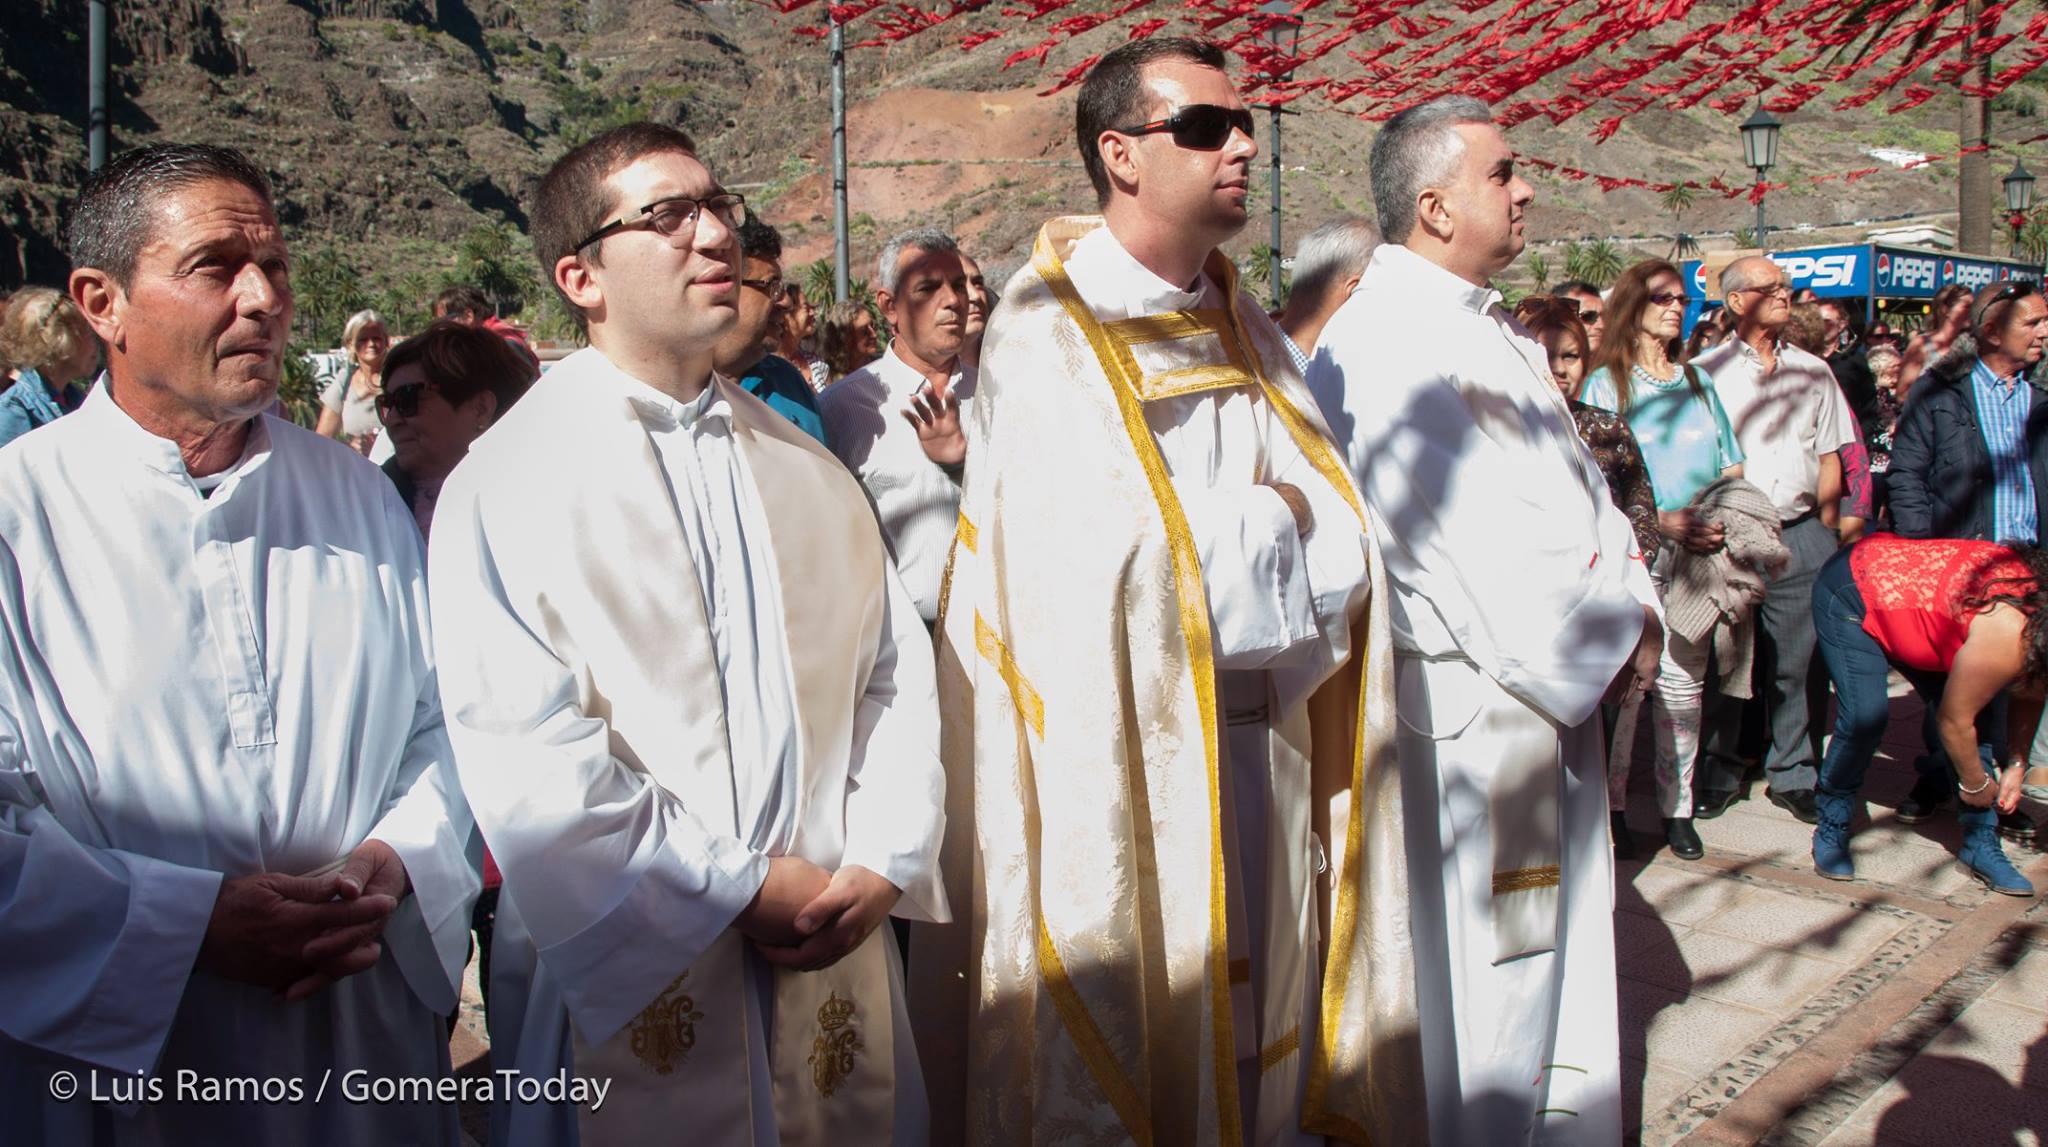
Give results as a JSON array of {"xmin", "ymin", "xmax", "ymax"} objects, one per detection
[{"xmin": 1813, "ymin": 790, "xmax": 1856, "ymax": 881}]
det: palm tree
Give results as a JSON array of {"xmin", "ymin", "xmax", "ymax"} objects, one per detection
[
  {"xmin": 1831, "ymin": 0, "xmax": 1993, "ymax": 251},
  {"xmin": 1565, "ymin": 239, "xmax": 1627, "ymax": 288},
  {"xmin": 1524, "ymin": 251, "xmax": 1552, "ymax": 292},
  {"xmin": 455, "ymin": 221, "xmax": 531, "ymax": 316},
  {"xmin": 1661, "ymin": 185, "xmax": 1702, "ymax": 261}
]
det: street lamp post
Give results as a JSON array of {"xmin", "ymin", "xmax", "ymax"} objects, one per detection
[
  {"xmin": 829, "ymin": 12, "xmax": 850, "ymax": 304},
  {"xmin": 1739, "ymin": 104, "xmax": 1781, "ymax": 251},
  {"xmin": 2004, "ymin": 159, "xmax": 2035, "ymax": 260},
  {"xmin": 1260, "ymin": 1, "xmax": 1301, "ymax": 308}
]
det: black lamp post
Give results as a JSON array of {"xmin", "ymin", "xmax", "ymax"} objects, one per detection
[
  {"xmin": 1261, "ymin": 0, "xmax": 1302, "ymax": 307},
  {"xmin": 1740, "ymin": 104, "xmax": 1781, "ymax": 251},
  {"xmin": 2004, "ymin": 159, "xmax": 2035, "ymax": 259}
]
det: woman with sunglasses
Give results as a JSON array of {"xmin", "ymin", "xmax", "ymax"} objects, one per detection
[
  {"xmin": 1580, "ymin": 259, "xmax": 1746, "ymax": 861},
  {"xmin": 376, "ymin": 319, "xmax": 537, "ymax": 542}
]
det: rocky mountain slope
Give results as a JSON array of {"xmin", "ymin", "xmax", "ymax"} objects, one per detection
[{"xmin": 0, "ymin": 0, "xmax": 2029, "ymax": 325}]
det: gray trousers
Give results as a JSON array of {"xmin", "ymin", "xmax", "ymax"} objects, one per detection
[{"xmin": 1696, "ymin": 514, "xmax": 1837, "ymax": 796}]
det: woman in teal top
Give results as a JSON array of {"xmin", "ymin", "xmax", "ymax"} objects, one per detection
[{"xmin": 1576, "ymin": 260, "xmax": 1744, "ymax": 863}]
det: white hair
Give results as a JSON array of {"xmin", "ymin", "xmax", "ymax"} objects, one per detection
[
  {"xmin": 1369, "ymin": 95, "xmax": 1494, "ymax": 245},
  {"xmin": 340, "ymin": 309, "xmax": 386, "ymax": 365},
  {"xmin": 876, "ymin": 227, "xmax": 959, "ymax": 295},
  {"xmin": 1719, "ymin": 256, "xmax": 1775, "ymax": 297},
  {"xmin": 1288, "ymin": 216, "xmax": 1379, "ymax": 309}
]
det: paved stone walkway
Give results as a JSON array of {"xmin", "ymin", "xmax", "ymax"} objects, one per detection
[
  {"xmin": 446, "ymin": 674, "xmax": 2048, "ymax": 1146},
  {"xmin": 1621, "ymin": 676, "xmax": 2048, "ymax": 1147}
]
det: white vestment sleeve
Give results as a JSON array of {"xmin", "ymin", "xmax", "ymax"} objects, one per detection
[
  {"xmin": 1358, "ymin": 371, "xmax": 1647, "ymax": 727},
  {"xmin": 365, "ymin": 671, "xmax": 481, "ymax": 1017},
  {"xmin": 839, "ymin": 561, "xmax": 949, "ymax": 924},
  {"xmin": 0, "ymin": 560, "xmax": 220, "ymax": 1076},
  {"xmin": 429, "ymin": 481, "xmax": 772, "ymax": 1047},
  {"xmin": 1177, "ymin": 483, "xmax": 1320, "ymax": 669}
]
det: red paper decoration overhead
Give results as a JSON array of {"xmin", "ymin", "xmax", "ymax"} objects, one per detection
[{"xmin": 755, "ymin": 0, "xmax": 2048, "ymax": 138}]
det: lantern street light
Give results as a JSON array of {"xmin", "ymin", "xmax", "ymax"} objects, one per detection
[
  {"xmin": 1261, "ymin": 0, "xmax": 1302, "ymax": 307},
  {"xmin": 2004, "ymin": 159, "xmax": 2035, "ymax": 259},
  {"xmin": 1739, "ymin": 103, "xmax": 1781, "ymax": 251}
]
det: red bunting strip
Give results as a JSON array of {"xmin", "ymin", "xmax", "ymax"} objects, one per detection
[{"xmin": 751, "ymin": 0, "xmax": 2048, "ymax": 142}]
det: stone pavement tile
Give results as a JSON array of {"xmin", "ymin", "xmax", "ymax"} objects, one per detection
[
  {"xmin": 1616, "ymin": 907, "xmax": 1686, "ymax": 961},
  {"xmin": 1843, "ymin": 836, "xmax": 1975, "ymax": 896},
  {"xmin": 1624, "ymin": 929, "xmax": 1847, "ymax": 1014},
  {"xmin": 1919, "ymin": 998, "xmax": 2048, "ymax": 1089},
  {"xmin": 1625, "ymin": 861, "xmax": 1746, "ymax": 926},
  {"xmin": 1620, "ymin": 1056, "xmax": 1692, "ymax": 1126},
  {"xmin": 1691, "ymin": 885, "xmax": 1907, "ymax": 967},
  {"xmin": 1617, "ymin": 978, "xmax": 1773, "ymax": 1076},
  {"xmin": 1988, "ymin": 948, "xmax": 2048, "ymax": 1012},
  {"xmin": 1832, "ymin": 1051, "xmax": 2048, "ymax": 1146},
  {"xmin": 1694, "ymin": 803, "xmax": 1820, "ymax": 865}
]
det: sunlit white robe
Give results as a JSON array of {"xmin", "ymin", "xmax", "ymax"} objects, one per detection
[
  {"xmin": 429, "ymin": 348, "xmax": 946, "ymax": 1146},
  {"xmin": 0, "ymin": 381, "xmax": 478, "ymax": 1146},
  {"xmin": 1309, "ymin": 244, "xmax": 1658, "ymax": 1146}
]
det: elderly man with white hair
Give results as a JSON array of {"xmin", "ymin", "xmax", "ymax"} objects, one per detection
[
  {"xmin": 1308, "ymin": 96, "xmax": 1662, "ymax": 1146},
  {"xmin": 1276, "ymin": 214, "xmax": 1377, "ymax": 374},
  {"xmin": 819, "ymin": 227, "xmax": 975, "ymax": 625}
]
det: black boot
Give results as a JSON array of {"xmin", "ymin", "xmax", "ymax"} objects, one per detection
[
  {"xmin": 1610, "ymin": 811, "xmax": 1637, "ymax": 861},
  {"xmin": 1664, "ymin": 816, "xmax": 1704, "ymax": 861}
]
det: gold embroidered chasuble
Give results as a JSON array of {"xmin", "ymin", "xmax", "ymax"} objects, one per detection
[{"xmin": 913, "ymin": 217, "xmax": 1428, "ymax": 1145}]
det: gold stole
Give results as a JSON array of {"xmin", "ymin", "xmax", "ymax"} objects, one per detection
[{"xmin": 553, "ymin": 375, "xmax": 898, "ymax": 1145}]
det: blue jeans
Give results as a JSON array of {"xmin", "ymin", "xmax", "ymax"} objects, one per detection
[{"xmin": 1812, "ymin": 549, "xmax": 1999, "ymax": 806}]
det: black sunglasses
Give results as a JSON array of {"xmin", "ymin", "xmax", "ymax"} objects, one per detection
[
  {"xmin": 1973, "ymin": 280, "xmax": 2040, "ymax": 332},
  {"xmin": 374, "ymin": 384, "xmax": 434, "ymax": 419},
  {"xmin": 1110, "ymin": 104, "xmax": 1255, "ymax": 151}
]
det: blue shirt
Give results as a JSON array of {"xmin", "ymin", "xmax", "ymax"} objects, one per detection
[
  {"xmin": 1971, "ymin": 357, "xmax": 2037, "ymax": 544},
  {"xmin": 1581, "ymin": 364, "xmax": 1743, "ymax": 512},
  {"xmin": 738, "ymin": 355, "xmax": 829, "ymax": 449},
  {"xmin": 0, "ymin": 368, "xmax": 72, "ymax": 452}
]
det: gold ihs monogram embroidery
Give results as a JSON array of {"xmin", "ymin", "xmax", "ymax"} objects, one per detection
[
  {"xmin": 629, "ymin": 971, "xmax": 705, "ymax": 1074},
  {"xmin": 807, "ymin": 992, "xmax": 863, "ymax": 1097}
]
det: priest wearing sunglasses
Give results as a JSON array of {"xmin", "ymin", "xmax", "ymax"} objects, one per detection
[{"xmin": 915, "ymin": 35, "xmax": 1419, "ymax": 1146}]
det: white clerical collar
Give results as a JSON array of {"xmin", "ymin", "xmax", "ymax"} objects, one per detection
[
  {"xmin": 1065, "ymin": 224, "xmax": 1214, "ymax": 320},
  {"xmin": 879, "ymin": 343, "xmax": 965, "ymax": 398},
  {"xmin": 79, "ymin": 374, "xmax": 273, "ymax": 486},
  {"xmin": 591, "ymin": 351, "xmax": 732, "ymax": 429},
  {"xmin": 1370, "ymin": 243, "xmax": 1501, "ymax": 316}
]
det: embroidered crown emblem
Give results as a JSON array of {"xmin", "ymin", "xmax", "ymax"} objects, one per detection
[
  {"xmin": 818, "ymin": 993, "xmax": 856, "ymax": 1032},
  {"xmin": 808, "ymin": 992, "xmax": 864, "ymax": 1097}
]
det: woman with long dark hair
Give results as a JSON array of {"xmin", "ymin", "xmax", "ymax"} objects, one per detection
[
  {"xmin": 1811, "ymin": 534, "xmax": 2041, "ymax": 894},
  {"xmin": 1580, "ymin": 260, "xmax": 1746, "ymax": 860}
]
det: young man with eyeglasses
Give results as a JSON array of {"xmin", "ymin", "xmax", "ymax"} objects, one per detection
[
  {"xmin": 819, "ymin": 226, "xmax": 974, "ymax": 627},
  {"xmin": 1687, "ymin": 256, "xmax": 1859, "ymax": 829},
  {"xmin": 712, "ymin": 215, "xmax": 827, "ymax": 445},
  {"xmin": 427, "ymin": 122, "xmax": 947, "ymax": 1145},
  {"xmin": 915, "ymin": 35, "xmax": 1410, "ymax": 1145},
  {"xmin": 1885, "ymin": 278, "xmax": 2048, "ymax": 838}
]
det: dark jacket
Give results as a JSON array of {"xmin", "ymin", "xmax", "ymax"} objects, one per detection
[
  {"xmin": 1825, "ymin": 338, "xmax": 1882, "ymax": 453},
  {"xmin": 1887, "ymin": 336, "xmax": 2048, "ymax": 542}
]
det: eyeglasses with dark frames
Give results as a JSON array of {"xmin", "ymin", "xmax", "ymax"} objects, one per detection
[
  {"xmin": 1646, "ymin": 290, "xmax": 1686, "ymax": 307},
  {"xmin": 740, "ymin": 274, "xmax": 787, "ymax": 299},
  {"xmin": 1109, "ymin": 104, "xmax": 1256, "ymax": 151},
  {"xmin": 573, "ymin": 192, "xmax": 749, "ymax": 254}
]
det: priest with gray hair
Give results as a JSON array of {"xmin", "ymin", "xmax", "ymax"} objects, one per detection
[
  {"xmin": 1307, "ymin": 95, "xmax": 1661, "ymax": 1145},
  {"xmin": 1277, "ymin": 214, "xmax": 1377, "ymax": 372}
]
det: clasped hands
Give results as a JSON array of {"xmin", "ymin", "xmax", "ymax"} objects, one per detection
[
  {"xmin": 196, "ymin": 838, "xmax": 410, "ymax": 1004},
  {"xmin": 737, "ymin": 856, "xmax": 900, "ymax": 973}
]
